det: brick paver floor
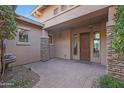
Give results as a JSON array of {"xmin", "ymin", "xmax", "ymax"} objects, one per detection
[{"xmin": 25, "ymin": 58, "xmax": 106, "ymax": 88}]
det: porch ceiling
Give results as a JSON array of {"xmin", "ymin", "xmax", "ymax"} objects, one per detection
[{"xmin": 46, "ymin": 7, "xmax": 108, "ymax": 32}]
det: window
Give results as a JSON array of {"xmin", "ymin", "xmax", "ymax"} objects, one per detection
[
  {"xmin": 54, "ymin": 8, "xmax": 59, "ymax": 15},
  {"xmin": 19, "ymin": 31, "xmax": 29, "ymax": 42},
  {"xmin": 49, "ymin": 35, "xmax": 53, "ymax": 44},
  {"xmin": 17, "ymin": 28, "xmax": 30, "ymax": 45},
  {"xmin": 73, "ymin": 34, "xmax": 78, "ymax": 55},
  {"xmin": 61, "ymin": 5, "xmax": 67, "ymax": 11},
  {"xmin": 93, "ymin": 32, "xmax": 100, "ymax": 57}
]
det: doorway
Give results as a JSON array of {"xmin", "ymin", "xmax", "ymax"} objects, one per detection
[{"xmin": 80, "ymin": 32, "xmax": 90, "ymax": 61}]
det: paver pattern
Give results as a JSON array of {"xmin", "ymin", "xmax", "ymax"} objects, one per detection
[{"xmin": 25, "ymin": 58, "xmax": 106, "ymax": 88}]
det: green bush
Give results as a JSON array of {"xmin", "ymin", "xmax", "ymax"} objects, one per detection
[
  {"xmin": 99, "ymin": 75, "xmax": 124, "ymax": 88},
  {"xmin": 112, "ymin": 5, "xmax": 124, "ymax": 58},
  {"xmin": 12, "ymin": 79, "xmax": 26, "ymax": 87}
]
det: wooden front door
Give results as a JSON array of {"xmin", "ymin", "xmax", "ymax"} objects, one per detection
[{"xmin": 80, "ymin": 32, "xmax": 90, "ymax": 61}]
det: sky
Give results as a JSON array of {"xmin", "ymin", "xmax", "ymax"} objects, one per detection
[{"xmin": 16, "ymin": 5, "xmax": 38, "ymax": 21}]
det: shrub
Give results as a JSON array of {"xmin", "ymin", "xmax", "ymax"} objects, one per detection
[
  {"xmin": 10, "ymin": 79, "xmax": 29, "ymax": 87},
  {"xmin": 112, "ymin": 5, "xmax": 124, "ymax": 59},
  {"xmin": 99, "ymin": 75, "xmax": 124, "ymax": 88}
]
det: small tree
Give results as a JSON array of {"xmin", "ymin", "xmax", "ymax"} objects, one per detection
[
  {"xmin": 0, "ymin": 6, "xmax": 17, "ymax": 80},
  {"xmin": 112, "ymin": 5, "xmax": 124, "ymax": 61}
]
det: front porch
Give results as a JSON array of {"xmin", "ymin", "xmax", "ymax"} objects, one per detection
[
  {"xmin": 40, "ymin": 6, "xmax": 124, "ymax": 81},
  {"xmin": 46, "ymin": 7, "xmax": 108, "ymax": 65},
  {"xmin": 25, "ymin": 58, "xmax": 106, "ymax": 88},
  {"xmin": 40, "ymin": 6, "xmax": 124, "ymax": 80}
]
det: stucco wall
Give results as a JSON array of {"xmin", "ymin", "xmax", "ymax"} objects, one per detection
[
  {"xmin": 37, "ymin": 5, "xmax": 109, "ymax": 28},
  {"xmin": 5, "ymin": 21, "xmax": 42, "ymax": 66},
  {"xmin": 39, "ymin": 5, "xmax": 59, "ymax": 22},
  {"xmin": 49, "ymin": 29, "xmax": 71, "ymax": 59},
  {"xmin": 39, "ymin": 5, "xmax": 73, "ymax": 22}
]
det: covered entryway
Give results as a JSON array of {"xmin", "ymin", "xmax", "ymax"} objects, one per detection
[
  {"xmin": 46, "ymin": 7, "xmax": 108, "ymax": 65},
  {"xmin": 80, "ymin": 32, "xmax": 90, "ymax": 61}
]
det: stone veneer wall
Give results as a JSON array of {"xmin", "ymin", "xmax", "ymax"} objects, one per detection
[
  {"xmin": 106, "ymin": 22, "xmax": 124, "ymax": 81},
  {"xmin": 40, "ymin": 38, "xmax": 50, "ymax": 61}
]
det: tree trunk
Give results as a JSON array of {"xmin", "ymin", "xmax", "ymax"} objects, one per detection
[{"xmin": 0, "ymin": 39, "xmax": 5, "ymax": 81}]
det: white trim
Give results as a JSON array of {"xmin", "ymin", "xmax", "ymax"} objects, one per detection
[{"xmin": 16, "ymin": 42, "xmax": 31, "ymax": 46}]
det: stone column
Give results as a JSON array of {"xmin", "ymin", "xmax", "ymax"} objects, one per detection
[
  {"xmin": 106, "ymin": 20, "xmax": 115, "ymax": 72},
  {"xmin": 106, "ymin": 6, "xmax": 124, "ymax": 81},
  {"xmin": 40, "ymin": 30, "xmax": 50, "ymax": 62},
  {"xmin": 106, "ymin": 6, "xmax": 116, "ymax": 76}
]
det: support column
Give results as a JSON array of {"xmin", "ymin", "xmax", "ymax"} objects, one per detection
[
  {"xmin": 106, "ymin": 6, "xmax": 124, "ymax": 81},
  {"xmin": 40, "ymin": 30, "xmax": 50, "ymax": 61},
  {"xmin": 106, "ymin": 20, "xmax": 115, "ymax": 72}
]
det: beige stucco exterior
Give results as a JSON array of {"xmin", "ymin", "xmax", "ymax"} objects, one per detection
[
  {"xmin": 31, "ymin": 5, "xmax": 113, "ymax": 66},
  {"xmin": 0, "ymin": 5, "xmax": 116, "ymax": 68},
  {"xmin": 32, "ymin": 5, "xmax": 109, "ymax": 28},
  {"xmin": 49, "ymin": 29, "xmax": 71, "ymax": 59},
  {"xmin": 49, "ymin": 20, "xmax": 107, "ymax": 65},
  {"xmin": 5, "ymin": 18, "xmax": 43, "ymax": 66}
]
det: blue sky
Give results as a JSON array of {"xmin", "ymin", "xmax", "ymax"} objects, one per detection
[{"xmin": 16, "ymin": 5, "xmax": 38, "ymax": 21}]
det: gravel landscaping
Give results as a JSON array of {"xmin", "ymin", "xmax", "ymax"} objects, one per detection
[{"xmin": 0, "ymin": 66, "xmax": 40, "ymax": 88}]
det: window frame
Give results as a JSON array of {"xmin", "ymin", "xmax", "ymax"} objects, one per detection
[
  {"xmin": 48, "ymin": 34, "xmax": 53, "ymax": 44},
  {"xmin": 93, "ymin": 32, "xmax": 100, "ymax": 58},
  {"xmin": 73, "ymin": 34, "xmax": 78, "ymax": 55},
  {"xmin": 16, "ymin": 26, "xmax": 31, "ymax": 46}
]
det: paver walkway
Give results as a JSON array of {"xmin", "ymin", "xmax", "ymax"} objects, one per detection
[{"xmin": 25, "ymin": 58, "xmax": 106, "ymax": 88}]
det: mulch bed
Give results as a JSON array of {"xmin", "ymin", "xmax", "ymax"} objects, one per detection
[{"xmin": 0, "ymin": 66, "xmax": 40, "ymax": 88}]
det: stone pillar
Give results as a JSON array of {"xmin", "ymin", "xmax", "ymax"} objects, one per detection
[
  {"xmin": 106, "ymin": 6, "xmax": 124, "ymax": 81},
  {"xmin": 106, "ymin": 20, "xmax": 115, "ymax": 72},
  {"xmin": 40, "ymin": 30, "xmax": 50, "ymax": 62},
  {"xmin": 106, "ymin": 6, "xmax": 116, "ymax": 71}
]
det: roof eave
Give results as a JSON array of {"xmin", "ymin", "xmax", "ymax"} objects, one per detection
[
  {"xmin": 31, "ymin": 5, "xmax": 49, "ymax": 17},
  {"xmin": 15, "ymin": 14, "xmax": 44, "ymax": 27}
]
